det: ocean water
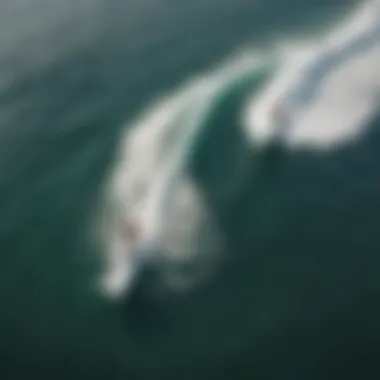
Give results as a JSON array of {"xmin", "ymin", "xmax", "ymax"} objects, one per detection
[{"xmin": 1, "ymin": 0, "xmax": 380, "ymax": 379}]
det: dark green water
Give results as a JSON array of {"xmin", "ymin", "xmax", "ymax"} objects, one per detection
[{"xmin": 1, "ymin": 0, "xmax": 380, "ymax": 379}]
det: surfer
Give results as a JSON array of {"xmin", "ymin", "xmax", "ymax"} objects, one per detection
[
  {"xmin": 271, "ymin": 103, "xmax": 286, "ymax": 124},
  {"xmin": 121, "ymin": 220, "xmax": 150, "ymax": 265},
  {"xmin": 269, "ymin": 102, "xmax": 292, "ymax": 144},
  {"xmin": 122, "ymin": 220, "xmax": 140, "ymax": 244},
  {"xmin": 121, "ymin": 218, "xmax": 158, "ymax": 289}
]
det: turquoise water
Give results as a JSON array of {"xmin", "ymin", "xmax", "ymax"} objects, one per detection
[{"xmin": 1, "ymin": 0, "xmax": 380, "ymax": 379}]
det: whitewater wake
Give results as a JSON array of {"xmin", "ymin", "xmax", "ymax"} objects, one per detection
[
  {"xmin": 97, "ymin": 52, "xmax": 268, "ymax": 298},
  {"xmin": 96, "ymin": 0, "xmax": 380, "ymax": 299}
]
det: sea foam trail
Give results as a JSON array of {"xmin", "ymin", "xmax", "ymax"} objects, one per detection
[
  {"xmin": 243, "ymin": 0, "xmax": 380, "ymax": 150},
  {"xmin": 98, "ymin": 53, "xmax": 267, "ymax": 298}
]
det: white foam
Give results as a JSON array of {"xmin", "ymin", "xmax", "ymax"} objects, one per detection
[
  {"xmin": 98, "ymin": 51, "xmax": 267, "ymax": 298},
  {"xmin": 243, "ymin": 0, "xmax": 380, "ymax": 150},
  {"xmin": 96, "ymin": 1, "xmax": 380, "ymax": 299}
]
